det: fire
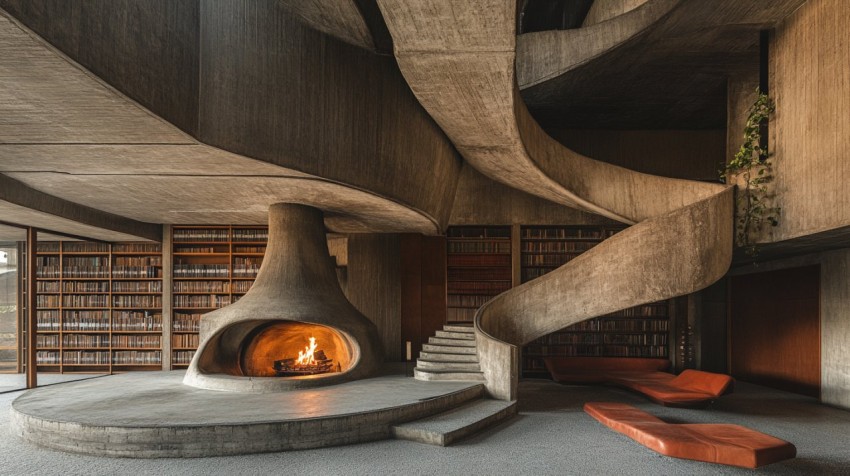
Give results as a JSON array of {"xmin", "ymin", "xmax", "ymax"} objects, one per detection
[{"xmin": 295, "ymin": 336, "xmax": 318, "ymax": 367}]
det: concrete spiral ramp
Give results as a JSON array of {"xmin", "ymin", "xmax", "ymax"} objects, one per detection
[{"xmin": 376, "ymin": 0, "xmax": 735, "ymax": 399}]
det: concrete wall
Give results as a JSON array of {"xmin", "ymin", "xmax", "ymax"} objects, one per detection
[
  {"xmin": 449, "ymin": 165, "xmax": 617, "ymax": 226},
  {"xmin": 548, "ymin": 128, "xmax": 725, "ymax": 182},
  {"xmin": 820, "ymin": 249, "xmax": 850, "ymax": 408},
  {"xmin": 768, "ymin": 0, "xmax": 850, "ymax": 242}
]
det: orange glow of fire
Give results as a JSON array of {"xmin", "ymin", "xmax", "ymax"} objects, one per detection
[{"xmin": 295, "ymin": 336, "xmax": 318, "ymax": 367}]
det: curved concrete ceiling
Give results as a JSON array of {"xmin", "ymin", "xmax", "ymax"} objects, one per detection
[
  {"xmin": 517, "ymin": 0, "xmax": 807, "ymax": 129},
  {"xmin": 0, "ymin": 8, "xmax": 444, "ymax": 238}
]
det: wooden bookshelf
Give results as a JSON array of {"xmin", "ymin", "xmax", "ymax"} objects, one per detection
[
  {"xmin": 518, "ymin": 225, "xmax": 672, "ymax": 378},
  {"xmin": 34, "ymin": 241, "xmax": 163, "ymax": 373},
  {"xmin": 445, "ymin": 226, "xmax": 512, "ymax": 324},
  {"xmin": 171, "ymin": 225, "xmax": 267, "ymax": 368}
]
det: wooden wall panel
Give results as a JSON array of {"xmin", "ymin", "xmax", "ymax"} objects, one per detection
[
  {"xmin": 400, "ymin": 234, "xmax": 422, "ymax": 361},
  {"xmin": 730, "ymin": 265, "xmax": 820, "ymax": 397},
  {"xmin": 345, "ymin": 234, "xmax": 401, "ymax": 362},
  {"xmin": 0, "ymin": 0, "xmax": 201, "ymax": 135},
  {"xmin": 400, "ymin": 234, "xmax": 447, "ymax": 361}
]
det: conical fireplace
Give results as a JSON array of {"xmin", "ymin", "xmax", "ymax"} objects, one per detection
[{"xmin": 183, "ymin": 203, "xmax": 383, "ymax": 392}]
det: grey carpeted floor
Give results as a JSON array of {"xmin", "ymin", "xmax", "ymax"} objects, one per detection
[{"xmin": 1, "ymin": 377, "xmax": 848, "ymax": 475}]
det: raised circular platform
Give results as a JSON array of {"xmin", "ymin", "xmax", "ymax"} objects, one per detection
[{"xmin": 10, "ymin": 370, "xmax": 484, "ymax": 458}]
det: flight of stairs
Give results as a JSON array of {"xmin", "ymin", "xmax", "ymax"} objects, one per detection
[{"xmin": 414, "ymin": 325, "xmax": 485, "ymax": 381}]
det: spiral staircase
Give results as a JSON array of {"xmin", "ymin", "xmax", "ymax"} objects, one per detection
[{"xmin": 375, "ymin": 0, "xmax": 735, "ymax": 399}]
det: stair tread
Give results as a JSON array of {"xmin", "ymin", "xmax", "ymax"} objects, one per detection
[
  {"xmin": 414, "ymin": 367, "xmax": 483, "ymax": 375},
  {"xmin": 392, "ymin": 399, "xmax": 517, "ymax": 446},
  {"xmin": 443, "ymin": 325, "xmax": 474, "ymax": 333}
]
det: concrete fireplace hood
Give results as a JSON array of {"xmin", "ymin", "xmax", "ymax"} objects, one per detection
[{"xmin": 183, "ymin": 203, "xmax": 383, "ymax": 392}]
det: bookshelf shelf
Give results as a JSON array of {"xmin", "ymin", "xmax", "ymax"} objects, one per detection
[
  {"xmin": 34, "ymin": 241, "xmax": 163, "ymax": 374},
  {"xmin": 445, "ymin": 226, "xmax": 512, "ymax": 324},
  {"xmin": 518, "ymin": 224, "xmax": 673, "ymax": 377},
  {"xmin": 170, "ymin": 225, "xmax": 267, "ymax": 369}
]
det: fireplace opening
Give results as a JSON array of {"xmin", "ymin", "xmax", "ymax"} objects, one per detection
[{"xmin": 240, "ymin": 322, "xmax": 353, "ymax": 378}]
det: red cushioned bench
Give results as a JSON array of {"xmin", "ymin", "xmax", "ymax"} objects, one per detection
[
  {"xmin": 543, "ymin": 357, "xmax": 734, "ymax": 407},
  {"xmin": 584, "ymin": 402, "xmax": 796, "ymax": 468}
]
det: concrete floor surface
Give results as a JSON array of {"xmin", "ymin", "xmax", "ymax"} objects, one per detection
[{"xmin": 2, "ymin": 375, "xmax": 849, "ymax": 475}]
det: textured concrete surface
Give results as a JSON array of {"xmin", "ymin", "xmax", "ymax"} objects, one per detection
[
  {"xmin": 11, "ymin": 371, "xmax": 483, "ymax": 457},
  {"xmin": 186, "ymin": 204, "xmax": 383, "ymax": 392},
  {"xmin": 0, "ymin": 7, "xmax": 457, "ymax": 237},
  {"xmin": 378, "ymin": 0, "xmax": 734, "ymax": 400},
  {"xmin": 392, "ymin": 399, "xmax": 517, "ymax": 446},
  {"xmin": 2, "ymin": 379, "xmax": 849, "ymax": 474}
]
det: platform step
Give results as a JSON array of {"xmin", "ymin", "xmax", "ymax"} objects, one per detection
[
  {"xmin": 435, "ymin": 330, "xmax": 475, "ymax": 340},
  {"xmin": 417, "ymin": 359, "xmax": 481, "ymax": 371},
  {"xmin": 419, "ymin": 351, "xmax": 479, "ymax": 362},
  {"xmin": 429, "ymin": 337, "xmax": 476, "ymax": 347},
  {"xmin": 422, "ymin": 344, "xmax": 477, "ymax": 355},
  {"xmin": 443, "ymin": 325, "xmax": 474, "ymax": 334},
  {"xmin": 392, "ymin": 399, "xmax": 517, "ymax": 446},
  {"xmin": 414, "ymin": 368, "xmax": 485, "ymax": 381}
]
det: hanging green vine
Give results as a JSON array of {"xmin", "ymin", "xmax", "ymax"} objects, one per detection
[{"xmin": 720, "ymin": 90, "xmax": 780, "ymax": 257}]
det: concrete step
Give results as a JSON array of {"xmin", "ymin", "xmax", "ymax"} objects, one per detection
[
  {"xmin": 417, "ymin": 359, "xmax": 481, "ymax": 371},
  {"xmin": 419, "ymin": 351, "xmax": 479, "ymax": 362},
  {"xmin": 435, "ymin": 330, "xmax": 475, "ymax": 340},
  {"xmin": 429, "ymin": 336, "xmax": 476, "ymax": 347},
  {"xmin": 443, "ymin": 325, "xmax": 474, "ymax": 334},
  {"xmin": 392, "ymin": 399, "xmax": 517, "ymax": 446},
  {"xmin": 422, "ymin": 344, "xmax": 477, "ymax": 355},
  {"xmin": 414, "ymin": 368, "xmax": 485, "ymax": 382}
]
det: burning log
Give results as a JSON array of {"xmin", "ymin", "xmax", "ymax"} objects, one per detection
[{"xmin": 273, "ymin": 337, "xmax": 340, "ymax": 376}]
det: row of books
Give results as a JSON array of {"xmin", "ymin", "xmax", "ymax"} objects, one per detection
[
  {"xmin": 173, "ymin": 313, "xmax": 202, "ymax": 332},
  {"xmin": 111, "ymin": 295, "xmax": 163, "ymax": 308},
  {"xmin": 62, "ymin": 281, "xmax": 109, "ymax": 292},
  {"xmin": 173, "ymin": 294, "xmax": 231, "ymax": 308},
  {"xmin": 535, "ymin": 333, "xmax": 669, "ymax": 346},
  {"xmin": 112, "ymin": 335, "xmax": 161, "ymax": 348},
  {"xmin": 172, "ymin": 350, "xmax": 196, "ymax": 365},
  {"xmin": 113, "ymin": 351, "xmax": 162, "ymax": 365},
  {"xmin": 61, "ymin": 295, "xmax": 109, "ymax": 308},
  {"xmin": 558, "ymin": 318, "xmax": 669, "ymax": 332},
  {"xmin": 173, "ymin": 246, "xmax": 224, "ymax": 253},
  {"xmin": 173, "ymin": 280, "xmax": 230, "ymax": 293},
  {"xmin": 521, "ymin": 227, "xmax": 619, "ymax": 240},
  {"xmin": 524, "ymin": 345, "xmax": 668, "ymax": 358},
  {"xmin": 173, "ymin": 229, "xmax": 230, "ymax": 242},
  {"xmin": 447, "ymin": 241, "xmax": 511, "ymax": 254},
  {"xmin": 113, "ymin": 311, "xmax": 163, "ymax": 331},
  {"xmin": 61, "ymin": 334, "xmax": 110, "ymax": 348},
  {"xmin": 36, "ymin": 351, "xmax": 165, "ymax": 365},
  {"xmin": 112, "ymin": 281, "xmax": 163, "ymax": 293},
  {"xmin": 112, "ymin": 243, "xmax": 161, "ymax": 253},
  {"xmin": 114, "ymin": 256, "xmax": 162, "ymax": 266},
  {"xmin": 111, "ymin": 266, "xmax": 162, "ymax": 279},
  {"xmin": 59, "ymin": 267, "xmax": 111, "ymax": 278},
  {"xmin": 230, "ymin": 229, "xmax": 268, "ymax": 242},
  {"xmin": 61, "ymin": 242, "xmax": 109, "ymax": 253},
  {"xmin": 172, "ymin": 334, "xmax": 200, "ymax": 348},
  {"xmin": 173, "ymin": 264, "xmax": 230, "ymax": 278},
  {"xmin": 521, "ymin": 241, "xmax": 597, "ymax": 253}
]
